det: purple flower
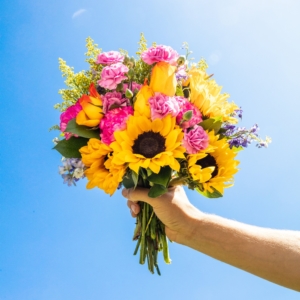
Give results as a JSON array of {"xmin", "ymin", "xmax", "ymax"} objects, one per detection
[
  {"xmin": 183, "ymin": 125, "xmax": 209, "ymax": 154},
  {"xmin": 96, "ymin": 51, "xmax": 124, "ymax": 65},
  {"xmin": 59, "ymin": 158, "xmax": 86, "ymax": 186},
  {"xmin": 101, "ymin": 91, "xmax": 130, "ymax": 113},
  {"xmin": 234, "ymin": 107, "xmax": 243, "ymax": 119},
  {"xmin": 141, "ymin": 45, "xmax": 179, "ymax": 65},
  {"xmin": 148, "ymin": 93, "xmax": 180, "ymax": 120},
  {"xmin": 98, "ymin": 63, "xmax": 128, "ymax": 90},
  {"xmin": 176, "ymin": 65, "xmax": 189, "ymax": 81}
]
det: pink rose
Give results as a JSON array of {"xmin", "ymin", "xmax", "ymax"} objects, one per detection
[
  {"xmin": 98, "ymin": 63, "xmax": 129, "ymax": 90},
  {"xmin": 123, "ymin": 82, "xmax": 142, "ymax": 93},
  {"xmin": 102, "ymin": 91, "xmax": 130, "ymax": 113},
  {"xmin": 60, "ymin": 101, "xmax": 82, "ymax": 139},
  {"xmin": 141, "ymin": 45, "xmax": 179, "ymax": 65},
  {"xmin": 148, "ymin": 93, "xmax": 180, "ymax": 120},
  {"xmin": 183, "ymin": 125, "xmax": 209, "ymax": 154},
  {"xmin": 100, "ymin": 106, "xmax": 134, "ymax": 145},
  {"xmin": 96, "ymin": 51, "xmax": 124, "ymax": 65},
  {"xmin": 175, "ymin": 96, "xmax": 202, "ymax": 129}
]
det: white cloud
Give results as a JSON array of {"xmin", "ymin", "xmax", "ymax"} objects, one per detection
[{"xmin": 72, "ymin": 9, "xmax": 87, "ymax": 19}]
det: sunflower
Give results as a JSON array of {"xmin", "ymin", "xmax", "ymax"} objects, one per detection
[
  {"xmin": 111, "ymin": 114, "xmax": 186, "ymax": 174},
  {"xmin": 188, "ymin": 131, "xmax": 239, "ymax": 195},
  {"xmin": 185, "ymin": 67, "xmax": 239, "ymax": 124},
  {"xmin": 79, "ymin": 138, "xmax": 126, "ymax": 196}
]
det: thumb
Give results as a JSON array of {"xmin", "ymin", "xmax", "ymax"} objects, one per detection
[{"xmin": 122, "ymin": 187, "xmax": 159, "ymax": 207}]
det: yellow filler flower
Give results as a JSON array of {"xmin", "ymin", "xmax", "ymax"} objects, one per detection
[
  {"xmin": 79, "ymin": 138, "xmax": 125, "ymax": 196},
  {"xmin": 111, "ymin": 114, "xmax": 185, "ymax": 174},
  {"xmin": 188, "ymin": 131, "xmax": 239, "ymax": 195}
]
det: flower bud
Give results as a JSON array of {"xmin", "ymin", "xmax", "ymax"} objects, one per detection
[
  {"xmin": 177, "ymin": 55, "xmax": 186, "ymax": 66},
  {"xmin": 183, "ymin": 110, "xmax": 193, "ymax": 121},
  {"xmin": 125, "ymin": 88, "xmax": 133, "ymax": 99}
]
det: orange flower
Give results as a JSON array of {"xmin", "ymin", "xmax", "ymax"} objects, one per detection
[
  {"xmin": 76, "ymin": 83, "xmax": 103, "ymax": 127},
  {"xmin": 149, "ymin": 62, "xmax": 177, "ymax": 96}
]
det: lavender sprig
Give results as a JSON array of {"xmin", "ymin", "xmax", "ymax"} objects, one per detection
[{"xmin": 223, "ymin": 123, "xmax": 271, "ymax": 149}]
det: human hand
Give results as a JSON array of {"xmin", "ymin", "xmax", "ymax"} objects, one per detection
[{"xmin": 122, "ymin": 186, "xmax": 203, "ymax": 245}]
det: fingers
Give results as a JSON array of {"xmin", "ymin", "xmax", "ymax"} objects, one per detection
[
  {"xmin": 127, "ymin": 200, "xmax": 140, "ymax": 217},
  {"xmin": 122, "ymin": 187, "xmax": 157, "ymax": 206}
]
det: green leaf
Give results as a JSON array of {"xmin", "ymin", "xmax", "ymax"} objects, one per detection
[
  {"xmin": 53, "ymin": 137, "xmax": 88, "ymax": 158},
  {"xmin": 176, "ymin": 86, "xmax": 184, "ymax": 97},
  {"xmin": 232, "ymin": 146, "xmax": 244, "ymax": 152},
  {"xmin": 122, "ymin": 174, "xmax": 135, "ymax": 189},
  {"xmin": 148, "ymin": 184, "xmax": 168, "ymax": 198},
  {"xmin": 196, "ymin": 187, "xmax": 223, "ymax": 198},
  {"xmin": 122, "ymin": 170, "xmax": 139, "ymax": 189},
  {"xmin": 147, "ymin": 166, "xmax": 172, "ymax": 187},
  {"xmin": 66, "ymin": 118, "xmax": 100, "ymax": 139},
  {"xmin": 132, "ymin": 171, "xmax": 139, "ymax": 188},
  {"xmin": 199, "ymin": 118, "xmax": 222, "ymax": 134},
  {"xmin": 183, "ymin": 110, "xmax": 193, "ymax": 121}
]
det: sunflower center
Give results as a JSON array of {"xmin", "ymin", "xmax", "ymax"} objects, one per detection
[
  {"xmin": 196, "ymin": 154, "xmax": 218, "ymax": 179},
  {"xmin": 132, "ymin": 131, "xmax": 166, "ymax": 158}
]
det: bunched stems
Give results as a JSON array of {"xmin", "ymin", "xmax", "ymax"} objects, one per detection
[{"xmin": 133, "ymin": 202, "xmax": 171, "ymax": 275}]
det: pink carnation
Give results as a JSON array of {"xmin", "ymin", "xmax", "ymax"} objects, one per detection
[
  {"xmin": 175, "ymin": 96, "xmax": 203, "ymax": 129},
  {"xmin": 96, "ymin": 51, "xmax": 124, "ymax": 65},
  {"xmin": 148, "ymin": 93, "xmax": 180, "ymax": 120},
  {"xmin": 141, "ymin": 45, "xmax": 179, "ymax": 65},
  {"xmin": 60, "ymin": 101, "xmax": 82, "ymax": 140},
  {"xmin": 183, "ymin": 125, "xmax": 209, "ymax": 154},
  {"xmin": 98, "ymin": 63, "xmax": 129, "ymax": 90},
  {"xmin": 100, "ymin": 106, "xmax": 134, "ymax": 145},
  {"xmin": 123, "ymin": 82, "xmax": 142, "ymax": 93},
  {"xmin": 102, "ymin": 91, "xmax": 130, "ymax": 114}
]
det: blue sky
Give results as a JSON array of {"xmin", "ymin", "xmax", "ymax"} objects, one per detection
[{"xmin": 1, "ymin": 0, "xmax": 300, "ymax": 299}]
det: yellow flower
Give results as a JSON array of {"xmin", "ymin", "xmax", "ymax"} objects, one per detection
[
  {"xmin": 134, "ymin": 84, "xmax": 154, "ymax": 118},
  {"xmin": 111, "ymin": 115, "xmax": 186, "ymax": 174},
  {"xmin": 188, "ymin": 131, "xmax": 239, "ymax": 195},
  {"xmin": 187, "ymin": 68, "xmax": 239, "ymax": 123},
  {"xmin": 79, "ymin": 139, "xmax": 125, "ymax": 196},
  {"xmin": 76, "ymin": 83, "xmax": 103, "ymax": 127},
  {"xmin": 149, "ymin": 62, "xmax": 177, "ymax": 96}
]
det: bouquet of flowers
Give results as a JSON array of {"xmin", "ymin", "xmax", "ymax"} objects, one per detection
[{"xmin": 51, "ymin": 34, "xmax": 270, "ymax": 275}]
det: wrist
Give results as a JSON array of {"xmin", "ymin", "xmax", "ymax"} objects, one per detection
[{"xmin": 175, "ymin": 205, "xmax": 205, "ymax": 246}]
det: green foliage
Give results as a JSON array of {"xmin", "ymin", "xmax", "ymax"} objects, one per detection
[
  {"xmin": 122, "ymin": 170, "xmax": 139, "ymax": 189},
  {"xmin": 49, "ymin": 124, "xmax": 60, "ymax": 132},
  {"xmin": 56, "ymin": 58, "xmax": 91, "ymax": 111},
  {"xmin": 53, "ymin": 137, "xmax": 88, "ymax": 158},
  {"xmin": 148, "ymin": 184, "xmax": 168, "ymax": 198},
  {"xmin": 196, "ymin": 187, "xmax": 223, "ymax": 198},
  {"xmin": 147, "ymin": 166, "xmax": 172, "ymax": 187},
  {"xmin": 199, "ymin": 118, "xmax": 222, "ymax": 134},
  {"xmin": 65, "ymin": 118, "xmax": 100, "ymax": 139}
]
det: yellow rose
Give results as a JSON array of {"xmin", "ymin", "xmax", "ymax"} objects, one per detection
[
  {"xmin": 149, "ymin": 62, "xmax": 177, "ymax": 96},
  {"xmin": 134, "ymin": 84, "xmax": 154, "ymax": 118},
  {"xmin": 76, "ymin": 84, "xmax": 103, "ymax": 127}
]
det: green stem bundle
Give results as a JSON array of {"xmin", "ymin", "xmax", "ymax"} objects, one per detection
[{"xmin": 133, "ymin": 202, "xmax": 171, "ymax": 275}]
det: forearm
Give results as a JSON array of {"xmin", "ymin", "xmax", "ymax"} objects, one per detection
[{"xmin": 180, "ymin": 213, "xmax": 300, "ymax": 291}]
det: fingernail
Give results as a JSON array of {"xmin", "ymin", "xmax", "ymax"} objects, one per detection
[{"xmin": 131, "ymin": 204, "xmax": 137, "ymax": 214}]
